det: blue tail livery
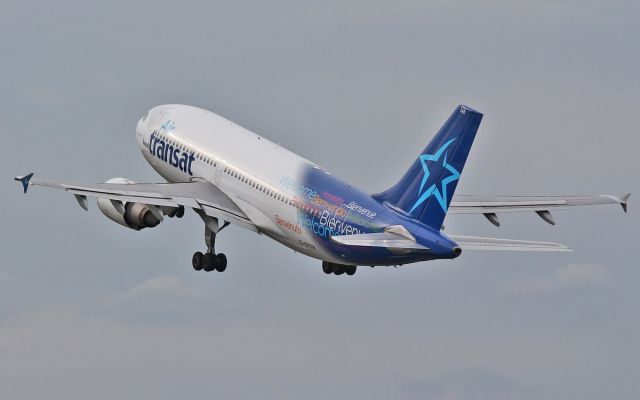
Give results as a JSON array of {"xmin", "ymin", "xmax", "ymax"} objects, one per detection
[{"xmin": 373, "ymin": 105, "xmax": 483, "ymax": 229}]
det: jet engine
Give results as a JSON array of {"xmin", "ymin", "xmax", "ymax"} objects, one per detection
[{"xmin": 96, "ymin": 178, "xmax": 163, "ymax": 230}]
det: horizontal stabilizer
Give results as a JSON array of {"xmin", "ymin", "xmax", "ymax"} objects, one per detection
[
  {"xmin": 331, "ymin": 225, "xmax": 430, "ymax": 254},
  {"xmin": 449, "ymin": 235, "xmax": 572, "ymax": 252}
]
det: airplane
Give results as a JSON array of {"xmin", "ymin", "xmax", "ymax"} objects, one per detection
[{"xmin": 15, "ymin": 104, "xmax": 630, "ymax": 276}]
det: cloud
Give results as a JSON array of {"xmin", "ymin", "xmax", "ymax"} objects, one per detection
[
  {"xmin": 400, "ymin": 367, "xmax": 527, "ymax": 400},
  {"xmin": 104, "ymin": 274, "xmax": 264, "ymax": 326},
  {"xmin": 502, "ymin": 264, "xmax": 613, "ymax": 296},
  {"xmin": 115, "ymin": 275, "xmax": 206, "ymax": 302},
  {"xmin": 0, "ymin": 269, "xmax": 13, "ymax": 286},
  {"xmin": 24, "ymin": 87, "xmax": 68, "ymax": 108}
]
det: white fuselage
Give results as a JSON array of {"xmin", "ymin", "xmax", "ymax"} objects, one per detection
[{"xmin": 135, "ymin": 104, "xmax": 344, "ymax": 262}]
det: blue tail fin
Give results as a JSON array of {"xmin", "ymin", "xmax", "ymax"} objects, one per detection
[{"xmin": 373, "ymin": 105, "xmax": 483, "ymax": 229}]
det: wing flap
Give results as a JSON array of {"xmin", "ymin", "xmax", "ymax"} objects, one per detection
[{"xmin": 449, "ymin": 235, "xmax": 572, "ymax": 252}]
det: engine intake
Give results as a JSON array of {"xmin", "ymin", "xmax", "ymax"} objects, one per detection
[
  {"xmin": 97, "ymin": 198, "xmax": 161, "ymax": 230},
  {"xmin": 95, "ymin": 178, "xmax": 163, "ymax": 230},
  {"xmin": 124, "ymin": 202, "xmax": 161, "ymax": 229}
]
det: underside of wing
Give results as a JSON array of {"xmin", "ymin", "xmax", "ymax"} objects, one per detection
[
  {"xmin": 449, "ymin": 234, "xmax": 571, "ymax": 252},
  {"xmin": 16, "ymin": 174, "xmax": 257, "ymax": 232},
  {"xmin": 449, "ymin": 194, "xmax": 630, "ymax": 226}
]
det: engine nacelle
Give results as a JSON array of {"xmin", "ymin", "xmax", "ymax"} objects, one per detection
[{"xmin": 96, "ymin": 178, "xmax": 162, "ymax": 230}]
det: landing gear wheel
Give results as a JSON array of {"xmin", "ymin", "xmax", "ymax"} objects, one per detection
[
  {"xmin": 203, "ymin": 252, "xmax": 218, "ymax": 272},
  {"xmin": 345, "ymin": 266, "xmax": 357, "ymax": 276},
  {"xmin": 175, "ymin": 206, "xmax": 185, "ymax": 218},
  {"xmin": 322, "ymin": 261, "xmax": 334, "ymax": 274},
  {"xmin": 192, "ymin": 251, "xmax": 204, "ymax": 271},
  {"xmin": 194, "ymin": 216, "xmax": 231, "ymax": 272},
  {"xmin": 333, "ymin": 266, "xmax": 345, "ymax": 275},
  {"xmin": 216, "ymin": 253, "xmax": 227, "ymax": 272}
]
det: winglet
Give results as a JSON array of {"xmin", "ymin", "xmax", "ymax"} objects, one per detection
[
  {"xmin": 14, "ymin": 173, "xmax": 34, "ymax": 194},
  {"xmin": 619, "ymin": 193, "xmax": 631, "ymax": 213}
]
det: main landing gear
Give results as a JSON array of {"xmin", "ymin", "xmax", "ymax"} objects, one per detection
[
  {"xmin": 192, "ymin": 214, "xmax": 229, "ymax": 273},
  {"xmin": 322, "ymin": 261, "xmax": 357, "ymax": 276},
  {"xmin": 192, "ymin": 250, "xmax": 227, "ymax": 272}
]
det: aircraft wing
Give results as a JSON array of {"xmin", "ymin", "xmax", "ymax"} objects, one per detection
[
  {"xmin": 448, "ymin": 194, "xmax": 630, "ymax": 226},
  {"xmin": 14, "ymin": 173, "xmax": 257, "ymax": 232},
  {"xmin": 448, "ymin": 235, "xmax": 571, "ymax": 252}
]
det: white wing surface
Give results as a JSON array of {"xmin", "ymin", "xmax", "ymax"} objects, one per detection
[
  {"xmin": 330, "ymin": 232, "xmax": 430, "ymax": 250},
  {"xmin": 330, "ymin": 225, "xmax": 431, "ymax": 254},
  {"xmin": 449, "ymin": 194, "xmax": 630, "ymax": 226},
  {"xmin": 15, "ymin": 174, "xmax": 257, "ymax": 232}
]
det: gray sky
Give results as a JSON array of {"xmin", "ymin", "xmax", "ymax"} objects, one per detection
[{"xmin": 1, "ymin": 1, "xmax": 639, "ymax": 399}]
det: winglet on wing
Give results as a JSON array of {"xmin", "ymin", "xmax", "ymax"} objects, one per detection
[
  {"xmin": 14, "ymin": 173, "xmax": 34, "ymax": 194},
  {"xmin": 619, "ymin": 193, "xmax": 631, "ymax": 213}
]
